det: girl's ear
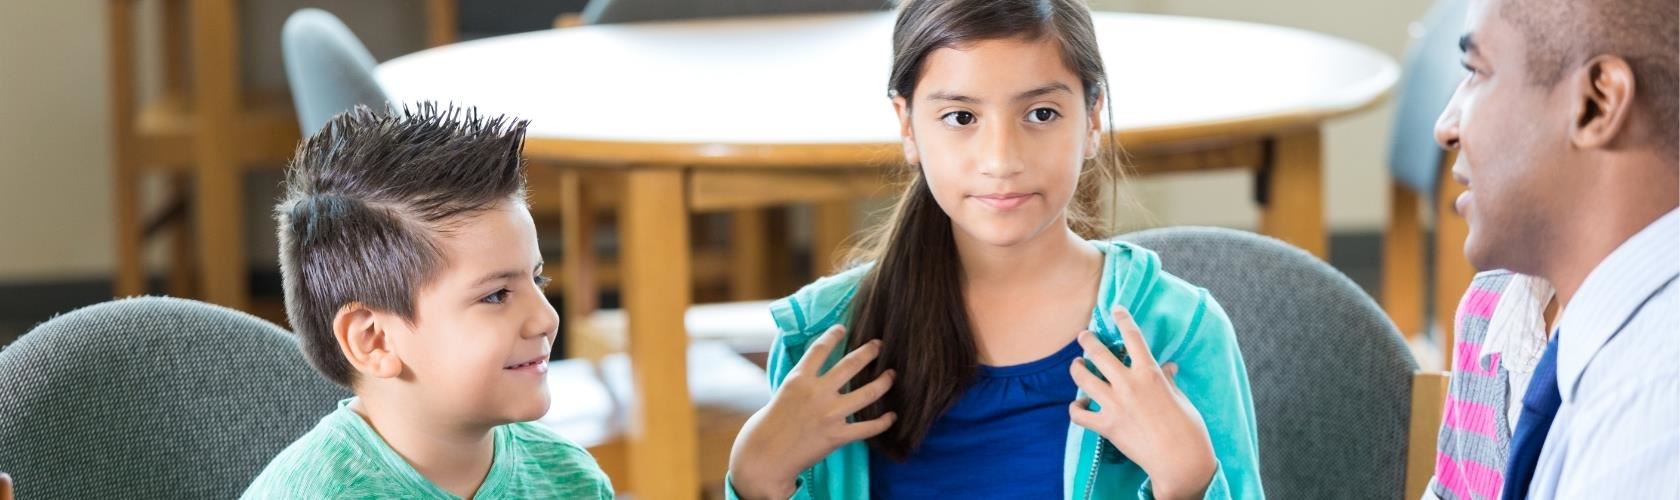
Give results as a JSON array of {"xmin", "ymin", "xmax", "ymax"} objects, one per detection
[
  {"xmin": 1084, "ymin": 92, "xmax": 1105, "ymax": 160},
  {"xmin": 893, "ymin": 96, "xmax": 921, "ymax": 165}
]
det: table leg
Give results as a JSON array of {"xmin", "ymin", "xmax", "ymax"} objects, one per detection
[
  {"xmin": 812, "ymin": 201, "xmax": 854, "ymax": 277},
  {"xmin": 1259, "ymin": 130, "xmax": 1327, "ymax": 259},
  {"xmin": 730, "ymin": 209, "xmax": 771, "ymax": 301},
  {"xmin": 108, "ymin": 0, "xmax": 144, "ymax": 298},
  {"xmin": 623, "ymin": 169, "xmax": 700, "ymax": 499},
  {"xmin": 1383, "ymin": 183, "xmax": 1425, "ymax": 338},
  {"xmin": 191, "ymin": 0, "xmax": 247, "ymax": 310},
  {"xmin": 1434, "ymin": 152, "xmax": 1473, "ymax": 369},
  {"xmin": 559, "ymin": 169, "xmax": 600, "ymax": 357}
]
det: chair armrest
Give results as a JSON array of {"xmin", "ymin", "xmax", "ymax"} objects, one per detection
[{"xmin": 1405, "ymin": 370, "xmax": 1451, "ymax": 500}]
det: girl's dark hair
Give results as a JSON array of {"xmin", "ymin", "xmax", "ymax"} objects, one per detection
[{"xmin": 847, "ymin": 0, "xmax": 1126, "ymax": 459}]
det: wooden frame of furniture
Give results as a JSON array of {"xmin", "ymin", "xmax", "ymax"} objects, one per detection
[
  {"xmin": 107, "ymin": 0, "xmax": 458, "ymax": 311},
  {"xmin": 1382, "ymin": 151, "xmax": 1473, "ymax": 366},
  {"xmin": 1405, "ymin": 370, "xmax": 1451, "ymax": 499}
]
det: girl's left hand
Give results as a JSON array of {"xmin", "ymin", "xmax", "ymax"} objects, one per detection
[{"xmin": 1068, "ymin": 307, "xmax": 1217, "ymax": 500}]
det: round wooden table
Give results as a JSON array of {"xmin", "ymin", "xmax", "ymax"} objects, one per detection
[{"xmin": 379, "ymin": 12, "xmax": 1396, "ymax": 498}]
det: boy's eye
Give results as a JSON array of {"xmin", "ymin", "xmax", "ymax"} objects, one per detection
[
  {"xmin": 482, "ymin": 289, "xmax": 511, "ymax": 304},
  {"xmin": 1027, "ymin": 107, "xmax": 1060, "ymax": 123},
  {"xmin": 941, "ymin": 111, "xmax": 975, "ymax": 127},
  {"xmin": 534, "ymin": 275, "xmax": 553, "ymax": 289}
]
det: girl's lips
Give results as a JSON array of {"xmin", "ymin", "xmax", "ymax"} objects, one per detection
[{"xmin": 972, "ymin": 193, "xmax": 1034, "ymax": 210}]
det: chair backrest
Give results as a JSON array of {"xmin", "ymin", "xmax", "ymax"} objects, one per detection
[
  {"xmin": 282, "ymin": 8, "xmax": 390, "ymax": 136},
  {"xmin": 0, "ymin": 297, "xmax": 349, "ymax": 498},
  {"xmin": 1388, "ymin": 0, "xmax": 1469, "ymax": 196},
  {"xmin": 581, "ymin": 0, "xmax": 890, "ymax": 25},
  {"xmin": 1117, "ymin": 227, "xmax": 1421, "ymax": 499}
]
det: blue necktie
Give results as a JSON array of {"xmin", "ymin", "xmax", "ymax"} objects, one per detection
[{"xmin": 1502, "ymin": 332, "xmax": 1561, "ymax": 500}]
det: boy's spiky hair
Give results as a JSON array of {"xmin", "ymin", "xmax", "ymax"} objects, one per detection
[{"xmin": 275, "ymin": 103, "xmax": 530, "ymax": 386}]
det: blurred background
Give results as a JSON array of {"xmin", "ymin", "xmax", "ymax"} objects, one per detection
[
  {"xmin": 0, "ymin": 0, "xmax": 1486, "ymax": 498},
  {"xmin": 0, "ymin": 0, "xmax": 1452, "ymax": 358}
]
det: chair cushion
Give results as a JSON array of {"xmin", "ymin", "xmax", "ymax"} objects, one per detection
[{"xmin": 0, "ymin": 297, "xmax": 349, "ymax": 499}]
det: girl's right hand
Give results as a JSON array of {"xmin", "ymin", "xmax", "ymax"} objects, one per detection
[{"xmin": 728, "ymin": 325, "xmax": 897, "ymax": 500}]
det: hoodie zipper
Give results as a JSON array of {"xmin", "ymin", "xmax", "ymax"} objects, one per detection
[{"xmin": 1083, "ymin": 435, "xmax": 1104, "ymax": 500}]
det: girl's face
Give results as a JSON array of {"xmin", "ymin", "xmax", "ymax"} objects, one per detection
[{"xmin": 894, "ymin": 36, "xmax": 1102, "ymax": 249}]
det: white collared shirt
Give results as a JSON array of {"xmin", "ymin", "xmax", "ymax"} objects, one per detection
[{"xmin": 1525, "ymin": 208, "xmax": 1680, "ymax": 499}]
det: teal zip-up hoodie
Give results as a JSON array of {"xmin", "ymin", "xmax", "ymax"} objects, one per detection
[{"xmin": 728, "ymin": 240, "xmax": 1264, "ymax": 499}]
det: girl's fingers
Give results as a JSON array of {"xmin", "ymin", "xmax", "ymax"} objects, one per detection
[
  {"xmin": 836, "ymin": 369, "xmax": 895, "ymax": 415},
  {"xmin": 823, "ymin": 339, "xmax": 882, "ymax": 387},
  {"xmin": 1068, "ymin": 400, "xmax": 1103, "ymax": 431},
  {"xmin": 1111, "ymin": 307, "xmax": 1158, "ymax": 368},
  {"xmin": 792, "ymin": 325, "xmax": 847, "ymax": 377},
  {"xmin": 1077, "ymin": 330, "xmax": 1129, "ymax": 381},
  {"xmin": 837, "ymin": 411, "xmax": 897, "ymax": 443},
  {"xmin": 1070, "ymin": 359, "xmax": 1121, "ymax": 409}
]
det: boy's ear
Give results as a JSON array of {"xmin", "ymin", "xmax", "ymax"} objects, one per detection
[
  {"xmin": 332, "ymin": 303, "xmax": 405, "ymax": 380},
  {"xmin": 892, "ymin": 96, "xmax": 920, "ymax": 165}
]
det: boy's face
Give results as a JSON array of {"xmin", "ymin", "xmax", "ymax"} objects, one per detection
[
  {"xmin": 382, "ymin": 199, "xmax": 559, "ymax": 426},
  {"xmin": 893, "ymin": 36, "xmax": 1102, "ymax": 249}
]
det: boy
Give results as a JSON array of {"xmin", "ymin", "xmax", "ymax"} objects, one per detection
[{"xmin": 243, "ymin": 104, "xmax": 613, "ymax": 499}]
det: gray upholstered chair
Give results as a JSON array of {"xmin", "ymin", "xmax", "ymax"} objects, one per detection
[
  {"xmin": 1117, "ymin": 227, "xmax": 1446, "ymax": 499},
  {"xmin": 0, "ymin": 297, "xmax": 349, "ymax": 498},
  {"xmin": 581, "ymin": 0, "xmax": 890, "ymax": 25},
  {"xmin": 282, "ymin": 8, "xmax": 391, "ymax": 136}
]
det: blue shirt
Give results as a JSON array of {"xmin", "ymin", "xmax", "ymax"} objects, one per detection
[{"xmin": 869, "ymin": 339, "xmax": 1082, "ymax": 499}]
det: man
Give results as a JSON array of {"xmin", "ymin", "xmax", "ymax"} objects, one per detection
[{"xmin": 1433, "ymin": 0, "xmax": 1678, "ymax": 498}]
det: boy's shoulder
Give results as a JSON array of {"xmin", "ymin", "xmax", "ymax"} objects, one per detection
[
  {"xmin": 240, "ymin": 405, "xmax": 401, "ymax": 499},
  {"xmin": 491, "ymin": 422, "xmax": 615, "ymax": 499}
]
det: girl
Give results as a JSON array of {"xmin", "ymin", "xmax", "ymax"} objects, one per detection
[{"xmin": 728, "ymin": 0, "xmax": 1262, "ymax": 498}]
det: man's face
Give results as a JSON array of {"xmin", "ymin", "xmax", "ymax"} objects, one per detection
[{"xmin": 1435, "ymin": 0, "xmax": 1578, "ymax": 273}]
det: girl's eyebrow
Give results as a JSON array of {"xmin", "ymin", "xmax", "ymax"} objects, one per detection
[{"xmin": 925, "ymin": 82, "xmax": 1074, "ymax": 104}]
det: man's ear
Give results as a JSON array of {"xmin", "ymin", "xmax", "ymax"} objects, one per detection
[
  {"xmin": 1568, "ymin": 55, "xmax": 1638, "ymax": 150},
  {"xmin": 893, "ymin": 95, "xmax": 920, "ymax": 165},
  {"xmin": 333, "ymin": 303, "xmax": 404, "ymax": 380}
]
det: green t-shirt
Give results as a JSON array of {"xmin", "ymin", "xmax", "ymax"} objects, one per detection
[{"xmin": 242, "ymin": 399, "xmax": 613, "ymax": 499}]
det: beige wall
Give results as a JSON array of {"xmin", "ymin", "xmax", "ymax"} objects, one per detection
[
  {"xmin": 0, "ymin": 1, "xmax": 425, "ymax": 283},
  {"xmin": 0, "ymin": 0, "xmax": 1433, "ymax": 284},
  {"xmin": 1095, "ymin": 0, "xmax": 1434, "ymax": 233}
]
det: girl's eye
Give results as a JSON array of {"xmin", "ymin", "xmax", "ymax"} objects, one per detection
[
  {"xmin": 482, "ymin": 289, "xmax": 511, "ymax": 305},
  {"xmin": 1027, "ymin": 107, "xmax": 1060, "ymax": 123},
  {"xmin": 941, "ymin": 111, "xmax": 975, "ymax": 127}
]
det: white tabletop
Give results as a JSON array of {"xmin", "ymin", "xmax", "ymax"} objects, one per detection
[{"xmin": 378, "ymin": 11, "xmax": 1396, "ymax": 154}]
